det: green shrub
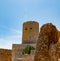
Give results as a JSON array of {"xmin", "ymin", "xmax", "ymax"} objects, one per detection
[{"xmin": 22, "ymin": 45, "xmax": 35, "ymax": 54}]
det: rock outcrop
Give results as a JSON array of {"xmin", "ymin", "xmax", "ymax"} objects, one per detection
[{"xmin": 34, "ymin": 23, "xmax": 58, "ymax": 61}]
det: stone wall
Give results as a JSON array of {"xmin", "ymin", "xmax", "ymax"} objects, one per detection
[
  {"xmin": 58, "ymin": 31, "xmax": 60, "ymax": 42},
  {"xmin": 16, "ymin": 50, "xmax": 35, "ymax": 61},
  {"xmin": 0, "ymin": 49, "xmax": 12, "ymax": 61},
  {"xmin": 22, "ymin": 21, "xmax": 39, "ymax": 44},
  {"xmin": 12, "ymin": 44, "xmax": 24, "ymax": 61},
  {"xmin": 12, "ymin": 44, "xmax": 36, "ymax": 61}
]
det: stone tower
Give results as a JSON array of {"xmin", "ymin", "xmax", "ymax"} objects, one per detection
[{"xmin": 22, "ymin": 21, "xmax": 39, "ymax": 44}]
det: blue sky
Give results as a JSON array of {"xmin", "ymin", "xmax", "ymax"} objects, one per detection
[{"xmin": 0, "ymin": 0, "xmax": 60, "ymax": 49}]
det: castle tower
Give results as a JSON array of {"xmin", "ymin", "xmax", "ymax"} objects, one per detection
[{"xmin": 22, "ymin": 21, "xmax": 39, "ymax": 44}]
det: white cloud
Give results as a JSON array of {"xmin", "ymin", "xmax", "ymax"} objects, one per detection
[
  {"xmin": 0, "ymin": 27, "xmax": 22, "ymax": 49},
  {"xmin": 0, "ymin": 25, "xmax": 23, "ymax": 49},
  {"xmin": 0, "ymin": 35, "xmax": 22, "ymax": 49}
]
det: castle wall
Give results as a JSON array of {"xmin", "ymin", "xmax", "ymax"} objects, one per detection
[
  {"xmin": 12, "ymin": 44, "xmax": 36, "ymax": 61},
  {"xmin": 12, "ymin": 21, "xmax": 38, "ymax": 61},
  {"xmin": 22, "ymin": 21, "xmax": 39, "ymax": 44},
  {"xmin": 16, "ymin": 50, "xmax": 35, "ymax": 61},
  {"xmin": 0, "ymin": 49, "xmax": 12, "ymax": 61},
  {"xmin": 58, "ymin": 31, "xmax": 60, "ymax": 42}
]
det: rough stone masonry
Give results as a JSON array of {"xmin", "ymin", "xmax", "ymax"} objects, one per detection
[{"xmin": 34, "ymin": 23, "xmax": 58, "ymax": 61}]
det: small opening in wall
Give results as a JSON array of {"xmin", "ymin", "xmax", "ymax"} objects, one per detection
[
  {"xmin": 25, "ymin": 28, "xmax": 27, "ymax": 30},
  {"xmin": 30, "ymin": 28, "xmax": 32, "ymax": 30}
]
